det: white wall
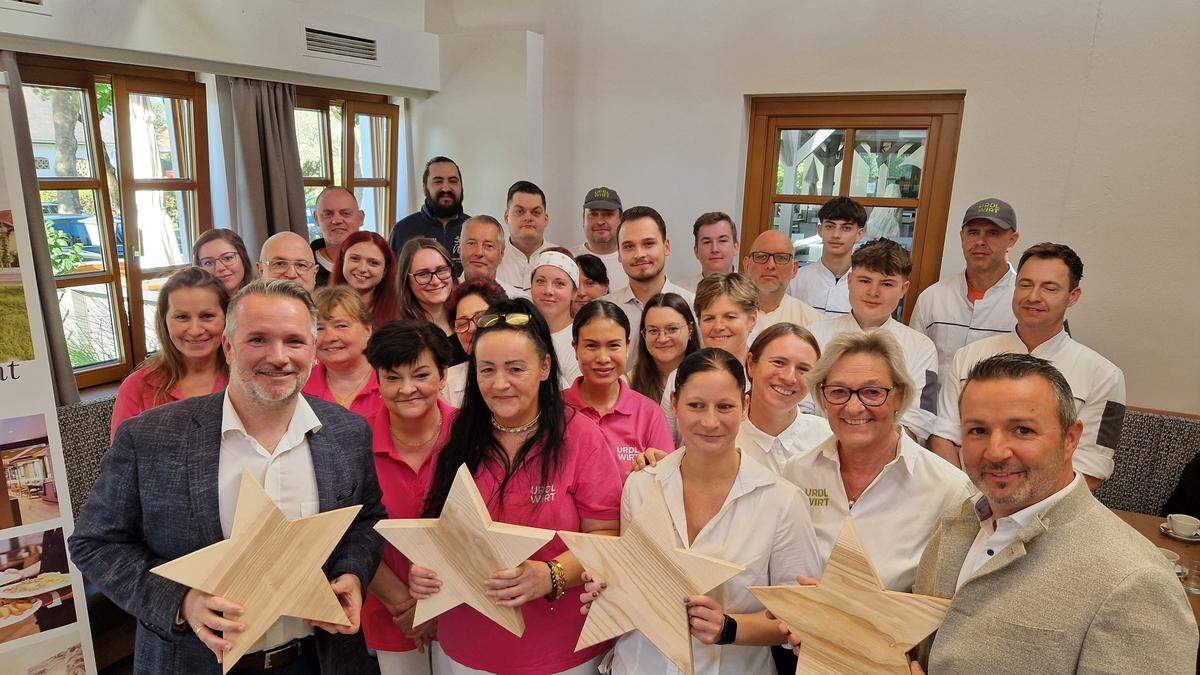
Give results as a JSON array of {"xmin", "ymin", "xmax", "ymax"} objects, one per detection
[{"xmin": 424, "ymin": 0, "xmax": 1200, "ymax": 413}]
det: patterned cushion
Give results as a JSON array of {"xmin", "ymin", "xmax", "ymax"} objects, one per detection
[
  {"xmin": 57, "ymin": 395, "xmax": 116, "ymax": 520},
  {"xmin": 1096, "ymin": 410, "xmax": 1200, "ymax": 515}
]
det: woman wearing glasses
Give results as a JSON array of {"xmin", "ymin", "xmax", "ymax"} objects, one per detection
[
  {"xmin": 781, "ymin": 330, "xmax": 972, "ymax": 592},
  {"xmin": 192, "ymin": 229, "xmax": 254, "ymax": 296},
  {"xmin": 628, "ymin": 292, "xmax": 700, "ymax": 403},
  {"xmin": 333, "ymin": 231, "xmax": 399, "ymax": 328},
  {"xmin": 301, "ymin": 286, "xmax": 381, "ymax": 418},
  {"xmin": 408, "ymin": 298, "xmax": 623, "ymax": 674},
  {"xmin": 397, "ymin": 238, "xmax": 461, "ymax": 358},
  {"xmin": 529, "ymin": 248, "xmax": 583, "ymax": 386},
  {"xmin": 443, "ymin": 278, "xmax": 509, "ymax": 407}
]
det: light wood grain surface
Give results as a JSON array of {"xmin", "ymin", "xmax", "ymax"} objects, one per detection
[
  {"xmin": 559, "ymin": 483, "xmax": 743, "ymax": 675},
  {"xmin": 150, "ymin": 470, "xmax": 361, "ymax": 673},
  {"xmin": 751, "ymin": 518, "xmax": 950, "ymax": 674},
  {"xmin": 374, "ymin": 464, "xmax": 555, "ymax": 637}
]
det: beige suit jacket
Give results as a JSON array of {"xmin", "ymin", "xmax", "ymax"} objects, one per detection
[{"xmin": 914, "ymin": 480, "xmax": 1197, "ymax": 674}]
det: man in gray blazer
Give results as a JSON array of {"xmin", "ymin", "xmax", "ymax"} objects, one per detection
[
  {"xmin": 70, "ymin": 279, "xmax": 387, "ymax": 674},
  {"xmin": 912, "ymin": 353, "xmax": 1196, "ymax": 673}
]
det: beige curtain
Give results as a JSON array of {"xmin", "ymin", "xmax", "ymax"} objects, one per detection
[
  {"xmin": 0, "ymin": 51, "xmax": 79, "ymax": 405},
  {"xmin": 221, "ymin": 76, "xmax": 307, "ymax": 256}
]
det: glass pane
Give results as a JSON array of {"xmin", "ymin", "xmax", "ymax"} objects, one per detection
[
  {"xmin": 771, "ymin": 203, "xmax": 824, "ymax": 267},
  {"xmin": 295, "ymin": 108, "xmax": 328, "ymax": 179},
  {"xmin": 128, "ymin": 94, "xmax": 193, "ymax": 179},
  {"xmin": 39, "ymin": 189, "xmax": 108, "ymax": 275},
  {"xmin": 304, "ymin": 186, "xmax": 324, "ymax": 241},
  {"xmin": 354, "ymin": 187, "xmax": 387, "ymax": 234},
  {"xmin": 849, "ymin": 129, "xmax": 926, "ymax": 198},
  {"xmin": 864, "ymin": 206, "xmax": 918, "ymax": 251},
  {"xmin": 330, "ymin": 105, "xmax": 344, "ymax": 186},
  {"xmin": 95, "ymin": 82, "xmax": 122, "ymax": 227},
  {"xmin": 353, "ymin": 113, "xmax": 388, "ymax": 179},
  {"xmin": 141, "ymin": 275, "xmax": 170, "ymax": 355},
  {"xmin": 776, "ymin": 129, "xmax": 844, "ymax": 196},
  {"xmin": 23, "ymin": 85, "xmax": 95, "ymax": 178},
  {"xmin": 135, "ymin": 190, "xmax": 195, "ymax": 269},
  {"xmin": 58, "ymin": 283, "xmax": 121, "ymax": 368}
]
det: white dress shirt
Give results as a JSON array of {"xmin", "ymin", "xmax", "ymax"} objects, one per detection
[
  {"xmin": 551, "ymin": 325, "xmax": 582, "ymax": 389},
  {"xmin": 219, "ymin": 393, "xmax": 323, "ymax": 651},
  {"xmin": 780, "ymin": 433, "xmax": 974, "ymax": 591},
  {"xmin": 443, "ymin": 362, "xmax": 468, "ymax": 408},
  {"xmin": 956, "ymin": 473, "xmax": 1083, "ymax": 591},
  {"xmin": 933, "ymin": 329, "xmax": 1126, "ymax": 480},
  {"xmin": 806, "ymin": 313, "xmax": 940, "ymax": 442},
  {"xmin": 735, "ymin": 412, "xmax": 831, "ymax": 475},
  {"xmin": 573, "ymin": 245, "xmax": 628, "ymax": 292},
  {"xmin": 610, "ymin": 449, "xmax": 822, "ymax": 675},
  {"xmin": 608, "ymin": 277, "xmax": 696, "ymax": 363},
  {"xmin": 749, "ymin": 294, "xmax": 824, "ymax": 342},
  {"xmin": 787, "ymin": 261, "xmax": 851, "ymax": 317},
  {"xmin": 496, "ymin": 239, "xmax": 557, "ymax": 291},
  {"xmin": 908, "ymin": 265, "xmax": 1017, "ymax": 375}
]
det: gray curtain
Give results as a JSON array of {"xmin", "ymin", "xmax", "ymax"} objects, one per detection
[
  {"xmin": 0, "ymin": 51, "xmax": 79, "ymax": 406},
  {"xmin": 222, "ymin": 76, "xmax": 307, "ymax": 256}
]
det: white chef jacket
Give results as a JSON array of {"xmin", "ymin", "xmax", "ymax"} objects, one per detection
[
  {"xmin": 609, "ymin": 277, "xmax": 696, "ymax": 365},
  {"xmin": 609, "ymin": 449, "xmax": 822, "ymax": 675},
  {"xmin": 219, "ymin": 393, "xmax": 322, "ymax": 651},
  {"xmin": 573, "ymin": 244, "xmax": 628, "ymax": 292},
  {"xmin": 932, "ymin": 329, "xmax": 1126, "ymax": 480},
  {"xmin": 780, "ymin": 433, "xmax": 974, "ymax": 591},
  {"xmin": 788, "ymin": 261, "xmax": 851, "ymax": 317},
  {"xmin": 495, "ymin": 239, "xmax": 557, "ymax": 291},
  {"xmin": 736, "ymin": 412, "xmax": 832, "ymax": 475},
  {"xmin": 442, "ymin": 361, "xmax": 468, "ymax": 408},
  {"xmin": 748, "ymin": 294, "xmax": 824, "ymax": 343},
  {"xmin": 908, "ymin": 265, "xmax": 1016, "ymax": 375},
  {"xmin": 551, "ymin": 324, "xmax": 582, "ymax": 389},
  {"xmin": 806, "ymin": 313, "xmax": 940, "ymax": 443}
]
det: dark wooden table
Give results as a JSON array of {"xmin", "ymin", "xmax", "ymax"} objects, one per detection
[{"xmin": 1113, "ymin": 509, "xmax": 1200, "ymax": 625}]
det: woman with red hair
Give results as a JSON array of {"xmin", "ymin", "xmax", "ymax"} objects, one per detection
[{"xmin": 333, "ymin": 231, "xmax": 399, "ymax": 328}]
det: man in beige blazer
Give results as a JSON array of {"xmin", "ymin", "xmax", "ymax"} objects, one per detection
[{"xmin": 911, "ymin": 353, "xmax": 1196, "ymax": 673}]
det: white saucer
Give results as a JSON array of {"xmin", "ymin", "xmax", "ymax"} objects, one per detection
[{"xmin": 1159, "ymin": 522, "xmax": 1200, "ymax": 543}]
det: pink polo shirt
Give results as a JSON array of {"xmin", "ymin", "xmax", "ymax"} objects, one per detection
[
  {"xmin": 562, "ymin": 377, "xmax": 675, "ymax": 477},
  {"xmin": 436, "ymin": 411, "xmax": 623, "ymax": 674},
  {"xmin": 300, "ymin": 362, "xmax": 382, "ymax": 418},
  {"xmin": 362, "ymin": 399, "xmax": 455, "ymax": 653},
  {"xmin": 110, "ymin": 365, "xmax": 227, "ymax": 440}
]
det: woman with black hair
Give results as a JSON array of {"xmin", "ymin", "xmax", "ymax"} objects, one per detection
[
  {"xmin": 408, "ymin": 297, "xmax": 622, "ymax": 674},
  {"xmin": 572, "ymin": 253, "xmax": 610, "ymax": 315}
]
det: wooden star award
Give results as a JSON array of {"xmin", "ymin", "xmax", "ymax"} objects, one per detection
[
  {"xmin": 750, "ymin": 518, "xmax": 951, "ymax": 674},
  {"xmin": 151, "ymin": 470, "xmax": 361, "ymax": 673},
  {"xmin": 374, "ymin": 464, "xmax": 555, "ymax": 636},
  {"xmin": 558, "ymin": 483, "xmax": 744, "ymax": 675}
]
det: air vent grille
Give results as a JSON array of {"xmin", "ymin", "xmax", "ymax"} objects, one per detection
[{"xmin": 305, "ymin": 27, "xmax": 377, "ymax": 61}]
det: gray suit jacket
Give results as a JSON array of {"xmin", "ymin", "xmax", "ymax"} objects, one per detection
[
  {"xmin": 69, "ymin": 393, "xmax": 386, "ymax": 675},
  {"xmin": 914, "ymin": 480, "xmax": 1198, "ymax": 674}
]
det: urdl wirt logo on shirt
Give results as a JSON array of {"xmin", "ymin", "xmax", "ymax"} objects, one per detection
[
  {"xmin": 616, "ymin": 446, "xmax": 639, "ymax": 463},
  {"xmin": 530, "ymin": 484, "xmax": 557, "ymax": 504},
  {"xmin": 805, "ymin": 487, "xmax": 830, "ymax": 507}
]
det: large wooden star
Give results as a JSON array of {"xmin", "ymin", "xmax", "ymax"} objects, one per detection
[
  {"xmin": 750, "ymin": 518, "xmax": 951, "ymax": 674},
  {"xmin": 558, "ymin": 482, "xmax": 744, "ymax": 675},
  {"xmin": 374, "ymin": 464, "xmax": 555, "ymax": 636},
  {"xmin": 151, "ymin": 470, "xmax": 361, "ymax": 674}
]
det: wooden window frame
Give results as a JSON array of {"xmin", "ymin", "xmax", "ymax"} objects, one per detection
[{"xmin": 741, "ymin": 93, "xmax": 965, "ymax": 321}]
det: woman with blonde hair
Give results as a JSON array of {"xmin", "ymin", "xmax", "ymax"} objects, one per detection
[{"xmin": 301, "ymin": 285, "xmax": 380, "ymax": 417}]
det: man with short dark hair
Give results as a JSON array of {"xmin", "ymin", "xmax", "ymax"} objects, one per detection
[
  {"xmin": 311, "ymin": 186, "xmax": 364, "ymax": 287},
  {"xmin": 788, "ymin": 197, "xmax": 867, "ymax": 316},
  {"xmin": 495, "ymin": 180, "xmax": 557, "ymax": 291},
  {"xmin": 573, "ymin": 186, "xmax": 628, "ymax": 292},
  {"xmin": 680, "ymin": 211, "xmax": 738, "ymax": 294},
  {"xmin": 259, "ymin": 231, "xmax": 319, "ymax": 293},
  {"xmin": 389, "ymin": 156, "xmax": 469, "ymax": 275},
  {"xmin": 930, "ymin": 243, "xmax": 1126, "ymax": 489}
]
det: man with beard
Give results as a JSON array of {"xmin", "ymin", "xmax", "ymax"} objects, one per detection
[
  {"xmin": 70, "ymin": 279, "xmax": 386, "ymax": 674},
  {"xmin": 389, "ymin": 156, "xmax": 469, "ymax": 275},
  {"xmin": 909, "ymin": 198, "xmax": 1020, "ymax": 375},
  {"xmin": 743, "ymin": 229, "xmax": 823, "ymax": 342},
  {"xmin": 572, "ymin": 186, "xmax": 628, "ymax": 291},
  {"xmin": 312, "ymin": 187, "xmax": 365, "ymax": 287},
  {"xmin": 930, "ymin": 244, "xmax": 1125, "ymax": 489}
]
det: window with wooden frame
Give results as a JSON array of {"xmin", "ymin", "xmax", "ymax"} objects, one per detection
[
  {"xmin": 294, "ymin": 87, "xmax": 400, "ymax": 238},
  {"xmin": 18, "ymin": 54, "xmax": 210, "ymax": 388},
  {"xmin": 741, "ymin": 93, "xmax": 964, "ymax": 320}
]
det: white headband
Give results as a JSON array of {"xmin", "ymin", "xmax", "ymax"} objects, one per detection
[{"xmin": 530, "ymin": 250, "xmax": 580, "ymax": 287}]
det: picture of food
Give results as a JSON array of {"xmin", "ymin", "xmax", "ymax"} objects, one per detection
[
  {"xmin": 0, "ymin": 572, "xmax": 70, "ymax": 598},
  {"xmin": 0, "ymin": 630, "xmax": 87, "ymax": 675},
  {"xmin": 0, "ymin": 528, "xmax": 77, "ymax": 645}
]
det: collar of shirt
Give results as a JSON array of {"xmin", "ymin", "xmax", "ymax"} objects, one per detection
[
  {"xmin": 563, "ymin": 377, "xmax": 636, "ymax": 419},
  {"xmin": 973, "ymin": 471, "xmax": 1083, "ymax": 531},
  {"xmin": 814, "ymin": 430, "xmax": 919, "ymax": 475},
  {"xmin": 819, "ymin": 260, "xmax": 851, "ymax": 282},
  {"xmin": 221, "ymin": 391, "xmax": 323, "ymax": 455},
  {"xmin": 740, "ymin": 408, "xmax": 812, "ymax": 455},
  {"xmin": 305, "ymin": 362, "xmax": 379, "ymax": 402},
  {"xmin": 610, "ymin": 278, "xmax": 672, "ymax": 309},
  {"xmin": 647, "ymin": 445, "xmax": 779, "ymax": 504},
  {"xmin": 1001, "ymin": 326, "xmax": 1073, "ymax": 357}
]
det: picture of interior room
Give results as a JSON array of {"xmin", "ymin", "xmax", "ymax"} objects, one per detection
[{"xmin": 0, "ymin": 414, "xmax": 61, "ymax": 532}]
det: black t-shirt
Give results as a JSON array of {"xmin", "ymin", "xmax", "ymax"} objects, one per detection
[{"xmin": 310, "ymin": 238, "xmax": 333, "ymax": 288}]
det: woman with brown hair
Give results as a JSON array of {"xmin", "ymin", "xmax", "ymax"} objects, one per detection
[
  {"xmin": 192, "ymin": 229, "xmax": 254, "ymax": 296},
  {"xmin": 301, "ymin": 286, "xmax": 380, "ymax": 418},
  {"xmin": 333, "ymin": 230, "xmax": 399, "ymax": 328},
  {"xmin": 396, "ymin": 237, "xmax": 461, "ymax": 362},
  {"xmin": 628, "ymin": 292, "xmax": 701, "ymax": 403},
  {"xmin": 110, "ymin": 266, "xmax": 229, "ymax": 437}
]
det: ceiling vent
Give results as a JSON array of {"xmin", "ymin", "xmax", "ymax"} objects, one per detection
[{"xmin": 304, "ymin": 27, "xmax": 378, "ymax": 62}]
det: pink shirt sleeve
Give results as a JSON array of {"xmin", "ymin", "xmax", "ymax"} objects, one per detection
[
  {"xmin": 566, "ymin": 414, "xmax": 622, "ymax": 522},
  {"xmin": 643, "ymin": 404, "xmax": 676, "ymax": 454},
  {"xmin": 110, "ymin": 368, "xmax": 152, "ymax": 441}
]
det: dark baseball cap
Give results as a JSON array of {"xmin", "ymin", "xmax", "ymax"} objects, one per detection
[
  {"xmin": 583, "ymin": 186, "xmax": 622, "ymax": 211},
  {"xmin": 962, "ymin": 198, "xmax": 1016, "ymax": 230}
]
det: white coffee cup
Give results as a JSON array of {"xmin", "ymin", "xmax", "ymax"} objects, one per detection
[
  {"xmin": 1167, "ymin": 513, "xmax": 1200, "ymax": 537},
  {"xmin": 1158, "ymin": 547, "xmax": 1180, "ymax": 564}
]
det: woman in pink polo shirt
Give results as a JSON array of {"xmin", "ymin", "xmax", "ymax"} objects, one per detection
[
  {"xmin": 409, "ymin": 297, "xmax": 623, "ymax": 674},
  {"xmin": 301, "ymin": 286, "xmax": 381, "ymax": 417},
  {"xmin": 362, "ymin": 319, "xmax": 456, "ymax": 675},
  {"xmin": 563, "ymin": 300, "xmax": 674, "ymax": 476},
  {"xmin": 110, "ymin": 267, "xmax": 228, "ymax": 438}
]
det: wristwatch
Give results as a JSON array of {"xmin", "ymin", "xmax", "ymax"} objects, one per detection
[{"xmin": 715, "ymin": 614, "xmax": 738, "ymax": 645}]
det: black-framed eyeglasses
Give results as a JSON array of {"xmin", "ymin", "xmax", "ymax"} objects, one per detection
[
  {"xmin": 453, "ymin": 311, "xmax": 485, "ymax": 334},
  {"xmin": 747, "ymin": 251, "xmax": 795, "ymax": 266},
  {"xmin": 476, "ymin": 312, "xmax": 532, "ymax": 329},
  {"xmin": 819, "ymin": 384, "xmax": 894, "ymax": 407},
  {"xmin": 409, "ymin": 266, "xmax": 453, "ymax": 286}
]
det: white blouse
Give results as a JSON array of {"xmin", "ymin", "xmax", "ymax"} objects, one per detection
[
  {"xmin": 736, "ymin": 410, "xmax": 832, "ymax": 475},
  {"xmin": 442, "ymin": 361, "xmax": 468, "ymax": 408}
]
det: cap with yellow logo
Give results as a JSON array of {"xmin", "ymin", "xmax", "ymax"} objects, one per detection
[
  {"xmin": 962, "ymin": 198, "xmax": 1016, "ymax": 230},
  {"xmin": 583, "ymin": 186, "xmax": 622, "ymax": 211}
]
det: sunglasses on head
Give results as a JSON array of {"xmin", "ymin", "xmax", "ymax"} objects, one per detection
[{"xmin": 476, "ymin": 312, "xmax": 532, "ymax": 329}]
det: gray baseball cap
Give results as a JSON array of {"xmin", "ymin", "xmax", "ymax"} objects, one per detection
[
  {"xmin": 583, "ymin": 186, "xmax": 622, "ymax": 211},
  {"xmin": 962, "ymin": 198, "xmax": 1016, "ymax": 230}
]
